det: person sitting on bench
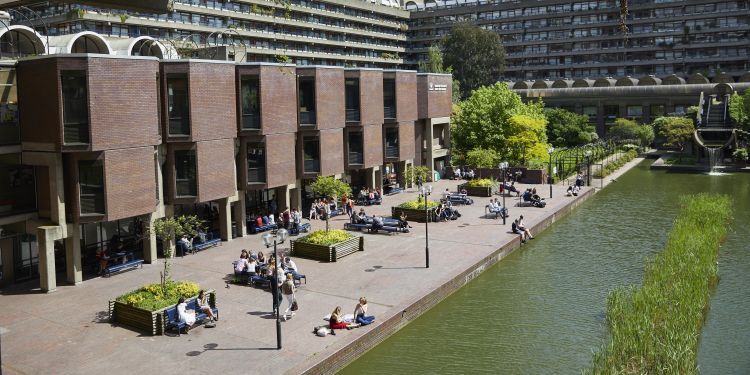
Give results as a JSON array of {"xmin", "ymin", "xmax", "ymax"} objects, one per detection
[
  {"xmin": 177, "ymin": 297, "xmax": 196, "ymax": 331},
  {"xmin": 197, "ymin": 290, "xmax": 216, "ymax": 322},
  {"xmin": 503, "ymin": 182, "xmax": 521, "ymax": 197},
  {"xmin": 356, "ymin": 208, "xmax": 367, "ymax": 224},
  {"xmin": 235, "ymin": 250, "xmax": 249, "ymax": 276},
  {"xmin": 398, "ymin": 212, "xmax": 411, "ymax": 229},
  {"xmin": 371, "ymin": 216, "xmax": 384, "ymax": 233}
]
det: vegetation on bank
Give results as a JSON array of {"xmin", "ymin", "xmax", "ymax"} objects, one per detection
[
  {"xmin": 296, "ymin": 229, "xmax": 353, "ymax": 246},
  {"xmin": 588, "ymin": 194, "xmax": 732, "ymax": 374},
  {"xmin": 398, "ymin": 197, "xmax": 439, "ymax": 210},
  {"xmin": 594, "ymin": 149, "xmax": 638, "ymax": 178},
  {"xmin": 117, "ymin": 281, "xmax": 200, "ymax": 311}
]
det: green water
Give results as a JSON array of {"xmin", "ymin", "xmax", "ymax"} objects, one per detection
[{"xmin": 341, "ymin": 160, "xmax": 750, "ymax": 374}]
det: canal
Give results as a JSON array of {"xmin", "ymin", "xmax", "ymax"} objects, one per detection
[{"xmin": 341, "ymin": 160, "xmax": 750, "ymax": 374}]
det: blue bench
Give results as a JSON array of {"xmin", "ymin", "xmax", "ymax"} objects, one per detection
[
  {"xmin": 192, "ymin": 232, "xmax": 221, "ymax": 252},
  {"xmin": 249, "ymin": 274, "xmax": 272, "ymax": 289},
  {"xmin": 448, "ymin": 194, "xmax": 474, "ymax": 205},
  {"xmin": 163, "ymin": 295, "xmax": 219, "ymax": 336},
  {"xmin": 103, "ymin": 259, "xmax": 143, "ymax": 276},
  {"xmin": 485, "ymin": 205, "xmax": 509, "ymax": 219},
  {"xmin": 290, "ymin": 222, "xmax": 311, "ymax": 235},
  {"xmin": 248, "ymin": 221, "xmax": 278, "ymax": 234},
  {"xmin": 344, "ymin": 222, "xmax": 408, "ymax": 234},
  {"xmin": 385, "ymin": 187, "xmax": 403, "ymax": 196}
]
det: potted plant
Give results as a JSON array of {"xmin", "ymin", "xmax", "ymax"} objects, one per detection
[
  {"xmin": 290, "ymin": 229, "xmax": 363, "ymax": 262},
  {"xmin": 733, "ymin": 148, "xmax": 748, "ymax": 168},
  {"xmin": 458, "ymin": 178, "xmax": 496, "ymax": 197},
  {"xmin": 391, "ymin": 196, "xmax": 439, "ymax": 223}
]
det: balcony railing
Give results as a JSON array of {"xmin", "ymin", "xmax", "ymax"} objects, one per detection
[
  {"xmin": 384, "ymin": 106, "xmax": 396, "ymax": 119},
  {"xmin": 247, "ymin": 168, "xmax": 266, "ymax": 183},
  {"xmin": 63, "ymin": 122, "xmax": 90, "ymax": 145},
  {"xmin": 176, "ymin": 179, "xmax": 197, "ymax": 197},
  {"xmin": 385, "ymin": 146, "xmax": 399, "ymax": 158},
  {"xmin": 346, "ymin": 109, "xmax": 361, "ymax": 122},
  {"xmin": 242, "ymin": 113, "xmax": 261, "ymax": 130},
  {"xmin": 79, "ymin": 192, "xmax": 104, "ymax": 215},
  {"xmin": 348, "ymin": 151, "xmax": 364, "ymax": 165},
  {"xmin": 304, "ymin": 159, "xmax": 321, "ymax": 173},
  {"xmin": 299, "ymin": 111, "xmax": 316, "ymax": 125},
  {"xmin": 169, "ymin": 117, "xmax": 191, "ymax": 136}
]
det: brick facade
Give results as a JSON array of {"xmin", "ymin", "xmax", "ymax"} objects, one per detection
[
  {"xmin": 355, "ymin": 69, "xmax": 384, "ymax": 126},
  {"xmin": 394, "ymin": 71, "xmax": 418, "ymax": 123},
  {"xmin": 319, "ymin": 128, "xmax": 345, "ymax": 176},
  {"xmin": 310, "ymin": 68, "xmax": 345, "ymax": 131},
  {"xmin": 104, "ymin": 146, "xmax": 157, "ymax": 221},
  {"xmin": 196, "ymin": 138, "xmax": 237, "ymax": 203},
  {"xmin": 417, "ymin": 74, "xmax": 453, "ymax": 119},
  {"xmin": 259, "ymin": 65, "xmax": 298, "ymax": 135},
  {"xmin": 189, "ymin": 62, "xmax": 237, "ymax": 142}
]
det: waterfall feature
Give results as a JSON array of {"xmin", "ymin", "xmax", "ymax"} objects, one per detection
[{"xmin": 706, "ymin": 147, "xmax": 723, "ymax": 174}]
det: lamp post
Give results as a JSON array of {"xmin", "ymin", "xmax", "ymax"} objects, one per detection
[
  {"xmin": 262, "ymin": 228, "xmax": 289, "ymax": 350},
  {"xmin": 547, "ymin": 146, "xmax": 554, "ymax": 199},
  {"xmin": 585, "ymin": 150, "xmax": 592, "ymax": 187},
  {"xmin": 420, "ymin": 185, "xmax": 432, "ymax": 268},
  {"xmin": 499, "ymin": 162, "xmax": 508, "ymax": 225}
]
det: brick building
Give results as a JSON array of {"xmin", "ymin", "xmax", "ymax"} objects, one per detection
[{"xmin": 0, "ymin": 47, "xmax": 452, "ymax": 291}]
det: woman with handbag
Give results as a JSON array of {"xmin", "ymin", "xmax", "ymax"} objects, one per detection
[{"xmin": 281, "ymin": 273, "xmax": 297, "ymax": 321}]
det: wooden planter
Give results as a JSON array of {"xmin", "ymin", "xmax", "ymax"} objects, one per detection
[
  {"xmin": 457, "ymin": 184, "xmax": 495, "ymax": 197},
  {"xmin": 291, "ymin": 236, "xmax": 363, "ymax": 262},
  {"xmin": 391, "ymin": 206, "xmax": 436, "ymax": 223},
  {"xmin": 109, "ymin": 290, "xmax": 216, "ymax": 335}
]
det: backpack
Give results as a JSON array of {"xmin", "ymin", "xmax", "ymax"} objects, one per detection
[{"xmin": 282, "ymin": 280, "xmax": 294, "ymax": 295}]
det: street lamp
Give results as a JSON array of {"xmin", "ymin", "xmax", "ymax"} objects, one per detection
[
  {"xmin": 262, "ymin": 228, "xmax": 289, "ymax": 350},
  {"xmin": 499, "ymin": 162, "xmax": 508, "ymax": 225},
  {"xmin": 585, "ymin": 150, "xmax": 592, "ymax": 187},
  {"xmin": 547, "ymin": 146, "xmax": 554, "ymax": 199},
  {"xmin": 419, "ymin": 185, "xmax": 432, "ymax": 268}
]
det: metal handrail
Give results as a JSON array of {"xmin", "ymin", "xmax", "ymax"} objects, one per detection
[{"xmin": 696, "ymin": 91, "xmax": 704, "ymax": 126}]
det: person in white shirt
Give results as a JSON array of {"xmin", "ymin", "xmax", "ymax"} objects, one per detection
[
  {"xmin": 442, "ymin": 188, "xmax": 451, "ymax": 200},
  {"xmin": 268, "ymin": 213, "xmax": 275, "ymax": 225},
  {"xmin": 283, "ymin": 257, "xmax": 298, "ymax": 273},
  {"xmin": 454, "ymin": 167, "xmax": 461, "ymax": 180},
  {"xmin": 177, "ymin": 297, "xmax": 196, "ymax": 329}
]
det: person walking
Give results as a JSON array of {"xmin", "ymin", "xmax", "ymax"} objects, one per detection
[{"xmin": 281, "ymin": 273, "xmax": 296, "ymax": 321}]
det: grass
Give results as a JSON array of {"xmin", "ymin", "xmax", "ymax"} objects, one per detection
[
  {"xmin": 587, "ymin": 194, "xmax": 732, "ymax": 374},
  {"xmin": 295, "ymin": 229, "xmax": 353, "ymax": 246},
  {"xmin": 116, "ymin": 281, "xmax": 200, "ymax": 311},
  {"xmin": 594, "ymin": 150, "xmax": 638, "ymax": 178}
]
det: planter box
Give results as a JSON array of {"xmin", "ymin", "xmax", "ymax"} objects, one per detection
[
  {"xmin": 109, "ymin": 290, "xmax": 216, "ymax": 335},
  {"xmin": 391, "ymin": 206, "xmax": 436, "ymax": 223},
  {"xmin": 291, "ymin": 236, "xmax": 363, "ymax": 262},
  {"xmin": 457, "ymin": 184, "xmax": 495, "ymax": 197}
]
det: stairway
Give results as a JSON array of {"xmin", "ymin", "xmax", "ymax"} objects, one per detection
[{"xmin": 704, "ymin": 96, "xmax": 727, "ymax": 128}]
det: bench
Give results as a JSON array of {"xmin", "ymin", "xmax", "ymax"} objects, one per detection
[
  {"xmin": 248, "ymin": 221, "xmax": 278, "ymax": 234},
  {"xmin": 285, "ymin": 270, "xmax": 307, "ymax": 285},
  {"xmin": 517, "ymin": 198, "xmax": 547, "ymax": 208},
  {"xmin": 448, "ymin": 194, "xmax": 474, "ymax": 205},
  {"xmin": 163, "ymin": 295, "xmax": 219, "ymax": 336},
  {"xmin": 344, "ymin": 222, "xmax": 408, "ymax": 234},
  {"xmin": 192, "ymin": 232, "xmax": 221, "ymax": 252},
  {"xmin": 103, "ymin": 259, "xmax": 143, "ymax": 277},
  {"xmin": 290, "ymin": 222, "xmax": 311, "ymax": 236},
  {"xmin": 249, "ymin": 274, "xmax": 272, "ymax": 289},
  {"xmin": 484, "ymin": 205, "xmax": 509, "ymax": 219},
  {"xmin": 385, "ymin": 187, "xmax": 403, "ymax": 196}
]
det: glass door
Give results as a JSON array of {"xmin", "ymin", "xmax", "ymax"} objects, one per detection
[{"xmin": 13, "ymin": 233, "xmax": 38, "ymax": 282}]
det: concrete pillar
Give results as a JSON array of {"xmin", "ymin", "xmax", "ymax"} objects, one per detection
[
  {"xmin": 143, "ymin": 214, "xmax": 158, "ymax": 264},
  {"xmin": 278, "ymin": 186, "xmax": 291, "ymax": 212},
  {"xmin": 374, "ymin": 168, "xmax": 383, "ymax": 191},
  {"xmin": 218, "ymin": 198, "xmax": 232, "ymax": 241},
  {"xmin": 37, "ymin": 226, "xmax": 62, "ymax": 293},
  {"xmin": 64, "ymin": 225, "xmax": 82, "ymax": 285},
  {"xmin": 233, "ymin": 195, "xmax": 247, "ymax": 237},
  {"xmin": 365, "ymin": 167, "xmax": 376, "ymax": 189},
  {"xmin": 290, "ymin": 183, "xmax": 301, "ymax": 212},
  {"xmin": 425, "ymin": 119, "xmax": 435, "ymax": 179}
]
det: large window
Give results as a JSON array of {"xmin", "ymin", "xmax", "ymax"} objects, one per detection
[
  {"xmin": 61, "ymin": 71, "xmax": 89, "ymax": 144},
  {"xmin": 384, "ymin": 127, "xmax": 399, "ymax": 158},
  {"xmin": 174, "ymin": 149, "xmax": 197, "ymax": 197},
  {"xmin": 345, "ymin": 78, "xmax": 360, "ymax": 122},
  {"xmin": 298, "ymin": 77, "xmax": 316, "ymax": 125},
  {"xmin": 79, "ymin": 160, "xmax": 104, "ymax": 215},
  {"xmin": 247, "ymin": 142, "xmax": 266, "ymax": 183},
  {"xmin": 303, "ymin": 136, "xmax": 320, "ymax": 173},
  {"xmin": 383, "ymin": 78, "xmax": 396, "ymax": 119},
  {"xmin": 167, "ymin": 75, "xmax": 190, "ymax": 136},
  {"xmin": 241, "ymin": 77, "xmax": 260, "ymax": 129},
  {"xmin": 348, "ymin": 131, "xmax": 363, "ymax": 165}
]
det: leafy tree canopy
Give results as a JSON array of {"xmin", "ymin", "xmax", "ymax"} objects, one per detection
[
  {"xmin": 442, "ymin": 23, "xmax": 505, "ymax": 99},
  {"xmin": 653, "ymin": 116, "xmax": 695, "ymax": 151},
  {"xmin": 544, "ymin": 108, "xmax": 598, "ymax": 147},
  {"xmin": 608, "ymin": 118, "xmax": 654, "ymax": 146},
  {"xmin": 465, "ymin": 147, "xmax": 500, "ymax": 168},
  {"xmin": 729, "ymin": 91, "xmax": 750, "ymax": 131}
]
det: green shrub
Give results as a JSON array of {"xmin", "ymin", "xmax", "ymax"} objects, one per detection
[
  {"xmin": 465, "ymin": 178, "xmax": 494, "ymax": 188},
  {"xmin": 587, "ymin": 194, "xmax": 732, "ymax": 373},
  {"xmin": 296, "ymin": 229, "xmax": 353, "ymax": 246},
  {"xmin": 398, "ymin": 197, "xmax": 439, "ymax": 209},
  {"xmin": 116, "ymin": 281, "xmax": 200, "ymax": 311},
  {"xmin": 594, "ymin": 150, "xmax": 638, "ymax": 178}
]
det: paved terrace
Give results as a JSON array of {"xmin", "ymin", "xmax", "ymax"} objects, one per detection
[{"xmin": 0, "ymin": 159, "xmax": 643, "ymax": 375}]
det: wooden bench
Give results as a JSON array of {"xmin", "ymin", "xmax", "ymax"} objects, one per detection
[
  {"xmin": 163, "ymin": 294, "xmax": 219, "ymax": 336},
  {"xmin": 103, "ymin": 259, "xmax": 143, "ymax": 277}
]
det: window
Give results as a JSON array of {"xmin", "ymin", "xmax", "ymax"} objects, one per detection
[
  {"xmin": 650, "ymin": 105, "xmax": 665, "ymax": 118},
  {"xmin": 79, "ymin": 160, "xmax": 104, "ymax": 215},
  {"xmin": 298, "ymin": 77, "xmax": 316, "ymax": 125},
  {"xmin": 167, "ymin": 75, "xmax": 190, "ymax": 136},
  {"xmin": 383, "ymin": 78, "xmax": 396, "ymax": 119},
  {"xmin": 61, "ymin": 71, "xmax": 89, "ymax": 144},
  {"xmin": 348, "ymin": 131, "xmax": 363, "ymax": 165},
  {"xmin": 384, "ymin": 127, "xmax": 399, "ymax": 158},
  {"xmin": 627, "ymin": 105, "xmax": 643, "ymax": 119},
  {"xmin": 303, "ymin": 136, "xmax": 320, "ymax": 173},
  {"xmin": 345, "ymin": 78, "xmax": 360, "ymax": 122},
  {"xmin": 246, "ymin": 142, "xmax": 266, "ymax": 183},
  {"xmin": 174, "ymin": 149, "xmax": 196, "ymax": 197},
  {"xmin": 240, "ymin": 77, "xmax": 260, "ymax": 129}
]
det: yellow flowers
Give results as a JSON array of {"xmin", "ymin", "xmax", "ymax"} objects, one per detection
[
  {"xmin": 297, "ymin": 229, "xmax": 353, "ymax": 246},
  {"xmin": 398, "ymin": 198, "xmax": 439, "ymax": 209},
  {"xmin": 116, "ymin": 281, "xmax": 201, "ymax": 311},
  {"xmin": 465, "ymin": 178, "xmax": 494, "ymax": 188}
]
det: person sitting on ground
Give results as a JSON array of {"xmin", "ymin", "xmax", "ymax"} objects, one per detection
[
  {"xmin": 572, "ymin": 185, "xmax": 581, "ymax": 196},
  {"xmin": 531, "ymin": 188, "xmax": 541, "ymax": 202},
  {"xmin": 575, "ymin": 171, "xmax": 585, "ymax": 187},
  {"xmin": 398, "ymin": 212, "xmax": 411, "ymax": 229},
  {"xmin": 329, "ymin": 306, "xmax": 359, "ymax": 332},
  {"xmin": 566, "ymin": 185, "xmax": 574, "ymax": 197},
  {"xmin": 522, "ymin": 189, "xmax": 532, "ymax": 202},
  {"xmin": 518, "ymin": 215, "xmax": 534, "ymax": 240},
  {"xmin": 257, "ymin": 251, "xmax": 266, "ymax": 264},
  {"xmin": 177, "ymin": 297, "xmax": 196, "ymax": 332},
  {"xmin": 511, "ymin": 219, "xmax": 527, "ymax": 243},
  {"xmin": 197, "ymin": 290, "xmax": 216, "ymax": 322},
  {"xmin": 283, "ymin": 257, "xmax": 298, "ymax": 273},
  {"xmin": 354, "ymin": 297, "xmax": 375, "ymax": 326},
  {"xmin": 234, "ymin": 251, "xmax": 249, "ymax": 276},
  {"xmin": 371, "ymin": 215, "xmax": 384, "ymax": 233}
]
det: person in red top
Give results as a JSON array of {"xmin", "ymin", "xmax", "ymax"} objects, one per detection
[{"xmin": 255, "ymin": 216, "xmax": 263, "ymax": 228}]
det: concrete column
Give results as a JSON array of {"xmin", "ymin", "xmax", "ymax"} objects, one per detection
[
  {"xmin": 233, "ymin": 195, "xmax": 247, "ymax": 237},
  {"xmin": 143, "ymin": 214, "xmax": 158, "ymax": 264},
  {"xmin": 374, "ymin": 168, "xmax": 383, "ymax": 191},
  {"xmin": 290, "ymin": 183, "xmax": 301, "ymax": 212},
  {"xmin": 37, "ymin": 226, "xmax": 62, "ymax": 293},
  {"xmin": 365, "ymin": 167, "xmax": 376, "ymax": 189},
  {"xmin": 218, "ymin": 198, "xmax": 232, "ymax": 241},
  {"xmin": 64, "ymin": 225, "xmax": 82, "ymax": 285},
  {"xmin": 425, "ymin": 119, "xmax": 435, "ymax": 179}
]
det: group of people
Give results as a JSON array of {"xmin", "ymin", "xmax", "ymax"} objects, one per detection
[
  {"xmin": 511, "ymin": 215, "xmax": 534, "ymax": 243},
  {"xmin": 452, "ymin": 167, "xmax": 475, "ymax": 180},
  {"xmin": 522, "ymin": 188, "xmax": 546, "ymax": 207},
  {"xmin": 357, "ymin": 188, "xmax": 382, "ymax": 206},
  {"xmin": 486, "ymin": 198, "xmax": 508, "ymax": 218},
  {"xmin": 250, "ymin": 207, "xmax": 304, "ymax": 232},
  {"xmin": 566, "ymin": 185, "xmax": 582, "ymax": 196},
  {"xmin": 350, "ymin": 208, "xmax": 410, "ymax": 231},
  {"xmin": 325, "ymin": 297, "xmax": 376, "ymax": 335},
  {"xmin": 233, "ymin": 249, "xmax": 302, "ymax": 320},
  {"xmin": 309, "ymin": 199, "xmax": 337, "ymax": 220}
]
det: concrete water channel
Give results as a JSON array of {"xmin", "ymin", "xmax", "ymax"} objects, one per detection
[{"xmin": 341, "ymin": 160, "xmax": 750, "ymax": 374}]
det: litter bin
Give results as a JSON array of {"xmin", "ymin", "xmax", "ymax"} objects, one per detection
[{"xmin": 433, "ymin": 170, "xmax": 441, "ymax": 181}]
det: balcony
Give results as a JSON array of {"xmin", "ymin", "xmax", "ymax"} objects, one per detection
[
  {"xmin": 385, "ymin": 146, "xmax": 399, "ymax": 159},
  {"xmin": 242, "ymin": 113, "xmax": 260, "ymax": 130},
  {"xmin": 63, "ymin": 122, "xmax": 90, "ymax": 145},
  {"xmin": 299, "ymin": 111, "xmax": 316, "ymax": 125},
  {"xmin": 176, "ymin": 179, "xmax": 197, "ymax": 197},
  {"xmin": 346, "ymin": 109, "xmax": 361, "ymax": 123},
  {"xmin": 348, "ymin": 151, "xmax": 364, "ymax": 165},
  {"xmin": 169, "ymin": 117, "xmax": 190, "ymax": 136},
  {"xmin": 384, "ymin": 106, "xmax": 396, "ymax": 120},
  {"xmin": 304, "ymin": 159, "xmax": 320, "ymax": 173},
  {"xmin": 247, "ymin": 167, "xmax": 266, "ymax": 184}
]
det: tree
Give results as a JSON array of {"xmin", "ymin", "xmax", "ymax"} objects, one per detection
[
  {"xmin": 608, "ymin": 118, "xmax": 654, "ymax": 147},
  {"xmin": 451, "ymin": 83, "xmax": 547, "ymax": 164},
  {"xmin": 653, "ymin": 116, "xmax": 695, "ymax": 159},
  {"xmin": 310, "ymin": 175, "xmax": 351, "ymax": 232},
  {"xmin": 442, "ymin": 23, "xmax": 505, "ymax": 99},
  {"xmin": 148, "ymin": 215, "xmax": 205, "ymax": 293},
  {"xmin": 729, "ymin": 90, "xmax": 750, "ymax": 132},
  {"xmin": 403, "ymin": 165, "xmax": 430, "ymax": 187},
  {"xmin": 465, "ymin": 147, "xmax": 500, "ymax": 169},
  {"xmin": 544, "ymin": 108, "xmax": 597, "ymax": 147},
  {"xmin": 418, "ymin": 45, "xmax": 450, "ymax": 74}
]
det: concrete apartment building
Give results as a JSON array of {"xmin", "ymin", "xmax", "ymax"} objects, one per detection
[{"xmin": 0, "ymin": 41, "xmax": 452, "ymax": 291}]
